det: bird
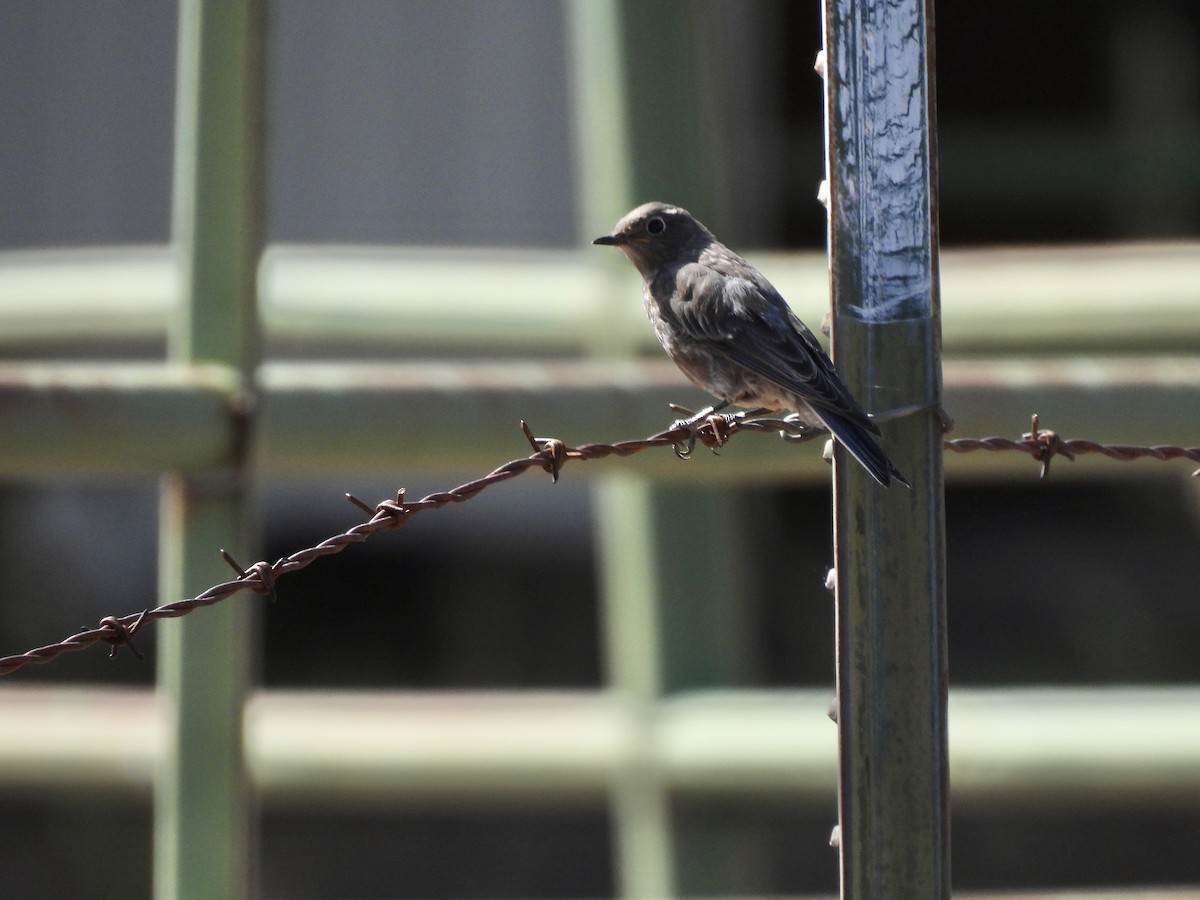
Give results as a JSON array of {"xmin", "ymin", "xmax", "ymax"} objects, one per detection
[{"xmin": 593, "ymin": 201, "xmax": 909, "ymax": 487}]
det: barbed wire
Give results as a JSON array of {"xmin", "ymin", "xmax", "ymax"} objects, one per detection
[
  {"xmin": 945, "ymin": 414, "xmax": 1200, "ymax": 478},
  {"xmin": 2, "ymin": 412, "xmax": 1198, "ymax": 676}
]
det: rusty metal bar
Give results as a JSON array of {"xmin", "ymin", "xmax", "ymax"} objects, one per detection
[{"xmin": 3, "ymin": 357, "xmax": 1200, "ymax": 479}]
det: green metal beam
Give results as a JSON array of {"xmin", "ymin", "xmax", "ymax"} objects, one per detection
[
  {"xmin": 3, "ymin": 242, "xmax": 1199, "ymax": 354},
  {"xmin": 0, "ymin": 363, "xmax": 236, "ymax": 474},
  {"xmin": 3, "ymin": 358, "xmax": 1200, "ymax": 478},
  {"xmin": 3, "ymin": 686, "xmax": 1199, "ymax": 807},
  {"xmin": 157, "ymin": 1, "xmax": 263, "ymax": 899}
]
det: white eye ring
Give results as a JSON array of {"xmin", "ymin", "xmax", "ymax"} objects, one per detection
[{"xmin": 646, "ymin": 216, "xmax": 666, "ymax": 235}]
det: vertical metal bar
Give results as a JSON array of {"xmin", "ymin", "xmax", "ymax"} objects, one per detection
[
  {"xmin": 568, "ymin": 2, "xmax": 748, "ymax": 896},
  {"xmin": 566, "ymin": 0, "xmax": 633, "ymax": 244},
  {"xmin": 596, "ymin": 0, "xmax": 749, "ymax": 721},
  {"xmin": 157, "ymin": 2, "xmax": 263, "ymax": 898},
  {"xmin": 592, "ymin": 479, "xmax": 675, "ymax": 900},
  {"xmin": 567, "ymin": 3, "xmax": 664, "ymax": 894},
  {"xmin": 567, "ymin": 2, "xmax": 675, "ymax": 895},
  {"xmin": 822, "ymin": 0, "xmax": 949, "ymax": 898}
]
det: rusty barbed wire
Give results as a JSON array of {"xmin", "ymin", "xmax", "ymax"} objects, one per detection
[
  {"xmin": 944, "ymin": 414, "xmax": 1200, "ymax": 479},
  {"xmin": 0, "ymin": 414, "xmax": 799, "ymax": 676},
  {"xmin": 2, "ymin": 412, "xmax": 1198, "ymax": 676}
]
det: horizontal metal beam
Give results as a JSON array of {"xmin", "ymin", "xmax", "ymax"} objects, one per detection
[
  {"xmin": 0, "ymin": 362, "xmax": 238, "ymax": 474},
  {"xmin": 1, "ymin": 243, "xmax": 1197, "ymax": 354},
  {"xmin": 1, "ymin": 686, "xmax": 1197, "ymax": 807},
  {"xmin": 0, "ymin": 246, "xmax": 175, "ymax": 346},
  {"xmin": 2, "ymin": 358, "xmax": 1199, "ymax": 479}
]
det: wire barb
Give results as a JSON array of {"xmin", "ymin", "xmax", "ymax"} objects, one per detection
[
  {"xmin": 97, "ymin": 610, "xmax": 149, "ymax": 661},
  {"xmin": 345, "ymin": 493, "xmax": 375, "ymax": 516},
  {"xmin": 372, "ymin": 490, "xmax": 411, "ymax": 529},
  {"xmin": 521, "ymin": 419, "xmax": 568, "ymax": 483},
  {"xmin": 220, "ymin": 549, "xmax": 249, "ymax": 578},
  {"xmin": 1024, "ymin": 413, "xmax": 1072, "ymax": 478},
  {"xmin": 222, "ymin": 549, "xmax": 279, "ymax": 601}
]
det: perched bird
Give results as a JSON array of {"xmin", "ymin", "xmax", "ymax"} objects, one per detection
[{"xmin": 594, "ymin": 201, "xmax": 908, "ymax": 487}]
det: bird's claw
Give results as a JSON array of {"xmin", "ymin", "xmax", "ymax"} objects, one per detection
[
  {"xmin": 667, "ymin": 405, "xmax": 703, "ymax": 457},
  {"xmin": 778, "ymin": 412, "xmax": 827, "ymax": 444},
  {"xmin": 673, "ymin": 437, "xmax": 697, "ymax": 459}
]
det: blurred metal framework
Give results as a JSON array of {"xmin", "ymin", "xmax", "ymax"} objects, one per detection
[{"xmin": 1, "ymin": 1, "xmax": 1200, "ymax": 899}]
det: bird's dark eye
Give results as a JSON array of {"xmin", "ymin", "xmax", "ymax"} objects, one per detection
[{"xmin": 646, "ymin": 216, "xmax": 666, "ymax": 235}]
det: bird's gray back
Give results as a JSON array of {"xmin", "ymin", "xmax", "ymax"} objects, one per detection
[{"xmin": 647, "ymin": 240, "xmax": 877, "ymax": 430}]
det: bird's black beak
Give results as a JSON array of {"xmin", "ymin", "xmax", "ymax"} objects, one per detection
[{"xmin": 592, "ymin": 233, "xmax": 620, "ymax": 246}]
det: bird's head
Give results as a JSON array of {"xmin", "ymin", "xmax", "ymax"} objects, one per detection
[{"xmin": 593, "ymin": 202, "xmax": 712, "ymax": 277}]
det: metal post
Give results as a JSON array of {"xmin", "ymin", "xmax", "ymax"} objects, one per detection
[
  {"xmin": 156, "ymin": 1, "xmax": 263, "ymax": 898},
  {"xmin": 822, "ymin": 0, "xmax": 949, "ymax": 897}
]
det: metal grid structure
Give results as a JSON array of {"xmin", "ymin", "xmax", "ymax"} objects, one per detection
[{"xmin": 2, "ymin": 2, "xmax": 1200, "ymax": 898}]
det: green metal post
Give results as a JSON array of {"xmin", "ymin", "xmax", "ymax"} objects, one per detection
[
  {"xmin": 156, "ymin": 2, "xmax": 263, "ymax": 898},
  {"xmin": 567, "ymin": 3, "xmax": 674, "ymax": 895},
  {"xmin": 823, "ymin": 0, "xmax": 950, "ymax": 897},
  {"xmin": 569, "ymin": 1, "xmax": 752, "ymax": 896}
]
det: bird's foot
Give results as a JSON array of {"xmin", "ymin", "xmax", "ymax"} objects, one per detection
[
  {"xmin": 666, "ymin": 403, "xmax": 742, "ymax": 458},
  {"xmin": 666, "ymin": 404, "xmax": 705, "ymax": 458}
]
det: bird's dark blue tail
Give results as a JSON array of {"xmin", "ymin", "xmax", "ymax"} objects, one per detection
[{"xmin": 817, "ymin": 411, "xmax": 910, "ymax": 488}]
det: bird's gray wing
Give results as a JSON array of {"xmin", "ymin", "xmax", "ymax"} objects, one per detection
[{"xmin": 669, "ymin": 263, "xmax": 878, "ymax": 431}]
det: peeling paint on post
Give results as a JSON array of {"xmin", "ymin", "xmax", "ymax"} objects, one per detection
[{"xmin": 822, "ymin": 0, "xmax": 950, "ymax": 898}]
